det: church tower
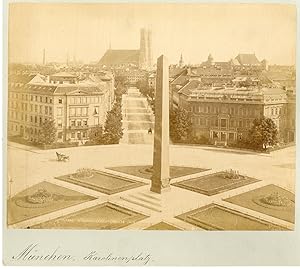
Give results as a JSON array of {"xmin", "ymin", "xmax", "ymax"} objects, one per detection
[{"xmin": 139, "ymin": 28, "xmax": 152, "ymax": 70}]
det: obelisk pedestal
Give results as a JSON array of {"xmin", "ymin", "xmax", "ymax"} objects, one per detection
[{"xmin": 150, "ymin": 55, "xmax": 170, "ymax": 194}]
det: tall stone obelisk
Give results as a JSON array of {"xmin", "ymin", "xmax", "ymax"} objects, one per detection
[{"xmin": 151, "ymin": 55, "xmax": 170, "ymax": 193}]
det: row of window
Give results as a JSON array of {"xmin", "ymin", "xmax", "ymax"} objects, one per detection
[
  {"xmin": 191, "ymin": 105, "xmax": 260, "ymax": 117},
  {"xmin": 56, "ymin": 117, "xmax": 100, "ymax": 128},
  {"xmin": 192, "ymin": 117, "xmax": 252, "ymax": 128},
  {"xmin": 9, "ymin": 103, "xmax": 53, "ymax": 115},
  {"xmin": 9, "ymin": 92, "xmax": 53, "ymax": 104}
]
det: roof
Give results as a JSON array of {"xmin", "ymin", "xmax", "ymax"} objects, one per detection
[
  {"xmin": 178, "ymin": 80, "xmax": 202, "ymax": 95},
  {"xmin": 169, "ymin": 67, "xmax": 186, "ymax": 78},
  {"xmin": 8, "ymin": 74, "xmax": 37, "ymax": 84},
  {"xmin": 98, "ymin": 49, "xmax": 140, "ymax": 66},
  {"xmin": 235, "ymin": 54, "xmax": 261, "ymax": 66},
  {"xmin": 51, "ymin": 72, "xmax": 77, "ymax": 78},
  {"xmin": 171, "ymin": 72, "xmax": 188, "ymax": 86}
]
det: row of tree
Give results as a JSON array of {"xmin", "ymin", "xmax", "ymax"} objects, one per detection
[{"xmin": 89, "ymin": 99, "xmax": 123, "ymax": 145}]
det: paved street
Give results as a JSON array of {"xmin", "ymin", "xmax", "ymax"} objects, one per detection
[{"xmin": 120, "ymin": 87, "xmax": 154, "ymax": 144}]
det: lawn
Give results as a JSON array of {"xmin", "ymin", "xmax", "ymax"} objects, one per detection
[
  {"xmin": 7, "ymin": 181, "xmax": 95, "ymax": 225},
  {"xmin": 56, "ymin": 170, "xmax": 147, "ymax": 194},
  {"xmin": 144, "ymin": 222, "xmax": 181, "ymax": 230},
  {"xmin": 225, "ymin": 184, "xmax": 295, "ymax": 223},
  {"xmin": 107, "ymin": 165, "xmax": 209, "ymax": 180},
  {"xmin": 176, "ymin": 204, "xmax": 289, "ymax": 231},
  {"xmin": 172, "ymin": 171, "xmax": 260, "ymax": 196},
  {"xmin": 31, "ymin": 202, "xmax": 148, "ymax": 230}
]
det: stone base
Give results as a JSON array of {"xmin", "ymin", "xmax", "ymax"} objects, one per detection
[{"xmin": 150, "ymin": 179, "xmax": 171, "ymax": 194}]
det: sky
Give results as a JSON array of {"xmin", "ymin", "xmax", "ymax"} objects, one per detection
[{"xmin": 8, "ymin": 3, "xmax": 296, "ymax": 65}]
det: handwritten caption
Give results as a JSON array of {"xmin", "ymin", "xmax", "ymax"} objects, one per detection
[{"xmin": 11, "ymin": 244, "xmax": 153, "ymax": 265}]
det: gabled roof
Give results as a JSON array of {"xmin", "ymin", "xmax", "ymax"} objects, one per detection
[
  {"xmin": 235, "ymin": 54, "xmax": 261, "ymax": 66},
  {"xmin": 8, "ymin": 74, "xmax": 37, "ymax": 84},
  {"xmin": 98, "ymin": 49, "xmax": 140, "ymax": 66},
  {"xmin": 178, "ymin": 80, "xmax": 202, "ymax": 95}
]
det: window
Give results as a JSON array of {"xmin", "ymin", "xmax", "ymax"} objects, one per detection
[
  {"xmin": 35, "ymin": 116, "xmax": 37, "ymax": 124},
  {"xmin": 45, "ymin": 97, "xmax": 48, "ymax": 103},
  {"xmin": 49, "ymin": 107, "xmax": 52, "ymax": 115},
  {"xmin": 40, "ymin": 96, "xmax": 43, "ymax": 102},
  {"xmin": 40, "ymin": 105, "xmax": 43, "ymax": 113},
  {"xmin": 30, "ymin": 104, "xmax": 33, "ymax": 112},
  {"xmin": 30, "ymin": 95, "xmax": 33, "ymax": 101},
  {"xmin": 82, "ymin": 107, "xmax": 87, "ymax": 116},
  {"xmin": 45, "ymin": 106, "xmax": 48, "ymax": 115},
  {"xmin": 70, "ymin": 108, "xmax": 75, "ymax": 116},
  {"xmin": 77, "ymin": 132, "xmax": 81, "ymax": 139},
  {"xmin": 82, "ymin": 97, "xmax": 87, "ymax": 104},
  {"xmin": 94, "ymin": 106, "xmax": 99, "ymax": 115},
  {"xmin": 57, "ymin": 107, "xmax": 62, "ymax": 116},
  {"xmin": 35, "ymin": 96, "xmax": 38, "ymax": 101},
  {"xmin": 82, "ymin": 132, "xmax": 87, "ymax": 138},
  {"xmin": 229, "ymin": 133, "xmax": 235, "ymax": 140},
  {"xmin": 76, "ymin": 107, "xmax": 81, "ymax": 116},
  {"xmin": 83, "ymin": 119, "xmax": 88, "ymax": 126},
  {"xmin": 70, "ymin": 120, "xmax": 75, "ymax": 126},
  {"xmin": 70, "ymin": 98, "xmax": 75, "ymax": 104},
  {"xmin": 57, "ymin": 119, "xmax": 62, "ymax": 128},
  {"xmin": 71, "ymin": 132, "xmax": 75, "ymax": 138},
  {"xmin": 49, "ymin": 98, "xmax": 52, "ymax": 104},
  {"xmin": 77, "ymin": 120, "xmax": 82, "ymax": 126},
  {"xmin": 30, "ymin": 116, "xmax": 33, "ymax": 123},
  {"xmin": 39, "ymin": 117, "xmax": 42, "ymax": 125},
  {"xmin": 220, "ymin": 119, "xmax": 227, "ymax": 128},
  {"xmin": 58, "ymin": 98, "xmax": 62, "ymax": 104},
  {"xmin": 58, "ymin": 132, "xmax": 63, "ymax": 139},
  {"xmin": 94, "ymin": 117, "xmax": 99, "ymax": 125}
]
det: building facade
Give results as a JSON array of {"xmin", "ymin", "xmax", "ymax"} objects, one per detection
[
  {"xmin": 8, "ymin": 72, "xmax": 115, "ymax": 144},
  {"xmin": 178, "ymin": 83, "xmax": 294, "ymax": 145}
]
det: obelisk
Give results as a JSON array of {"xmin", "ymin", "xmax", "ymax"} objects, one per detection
[{"xmin": 150, "ymin": 55, "xmax": 170, "ymax": 193}]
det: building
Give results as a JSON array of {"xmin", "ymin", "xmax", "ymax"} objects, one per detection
[
  {"xmin": 178, "ymin": 83, "xmax": 294, "ymax": 145},
  {"xmin": 8, "ymin": 71, "xmax": 115, "ymax": 144},
  {"xmin": 114, "ymin": 69, "xmax": 147, "ymax": 85},
  {"xmin": 98, "ymin": 28, "xmax": 153, "ymax": 71}
]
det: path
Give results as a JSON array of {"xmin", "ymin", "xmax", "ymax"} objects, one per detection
[{"xmin": 120, "ymin": 87, "xmax": 154, "ymax": 144}]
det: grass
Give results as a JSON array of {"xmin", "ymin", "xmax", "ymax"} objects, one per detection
[
  {"xmin": 7, "ymin": 181, "xmax": 95, "ymax": 225},
  {"xmin": 176, "ymin": 204, "xmax": 289, "ymax": 231},
  {"xmin": 56, "ymin": 170, "xmax": 147, "ymax": 195},
  {"xmin": 31, "ymin": 202, "xmax": 148, "ymax": 230},
  {"xmin": 172, "ymin": 171, "xmax": 260, "ymax": 196},
  {"xmin": 225, "ymin": 184, "xmax": 295, "ymax": 223},
  {"xmin": 144, "ymin": 222, "xmax": 181, "ymax": 230},
  {"xmin": 106, "ymin": 165, "xmax": 209, "ymax": 180}
]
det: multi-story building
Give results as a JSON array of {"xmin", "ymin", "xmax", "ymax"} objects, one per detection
[
  {"xmin": 8, "ymin": 71, "xmax": 115, "ymax": 144},
  {"xmin": 178, "ymin": 82, "xmax": 294, "ymax": 145}
]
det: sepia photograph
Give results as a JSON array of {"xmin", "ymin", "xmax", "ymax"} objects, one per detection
[{"xmin": 2, "ymin": 1, "xmax": 299, "ymax": 265}]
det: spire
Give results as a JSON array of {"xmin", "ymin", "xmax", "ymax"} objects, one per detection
[{"xmin": 179, "ymin": 53, "xmax": 184, "ymax": 67}]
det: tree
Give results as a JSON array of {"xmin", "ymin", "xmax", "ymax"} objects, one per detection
[
  {"xmin": 38, "ymin": 119, "xmax": 57, "ymax": 145},
  {"xmin": 103, "ymin": 101, "xmax": 123, "ymax": 144},
  {"xmin": 89, "ymin": 125, "xmax": 105, "ymax": 144},
  {"xmin": 169, "ymin": 107, "xmax": 192, "ymax": 143},
  {"xmin": 248, "ymin": 117, "xmax": 278, "ymax": 150}
]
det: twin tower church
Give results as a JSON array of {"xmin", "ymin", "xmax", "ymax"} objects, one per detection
[{"xmin": 98, "ymin": 28, "xmax": 153, "ymax": 71}]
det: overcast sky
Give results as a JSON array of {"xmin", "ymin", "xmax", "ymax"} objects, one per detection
[{"xmin": 8, "ymin": 3, "xmax": 296, "ymax": 65}]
